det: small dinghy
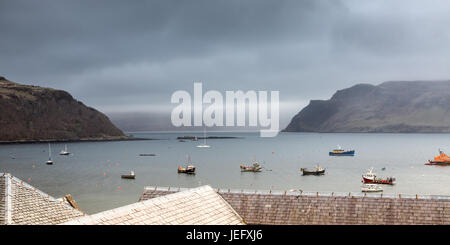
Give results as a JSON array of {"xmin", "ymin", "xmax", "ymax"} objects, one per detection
[
  {"xmin": 240, "ymin": 162, "xmax": 262, "ymax": 172},
  {"xmin": 121, "ymin": 171, "xmax": 135, "ymax": 179},
  {"xmin": 361, "ymin": 184, "xmax": 383, "ymax": 192},
  {"xmin": 301, "ymin": 165, "xmax": 325, "ymax": 175}
]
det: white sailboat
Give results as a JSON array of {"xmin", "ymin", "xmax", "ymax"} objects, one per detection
[
  {"xmin": 59, "ymin": 144, "xmax": 70, "ymax": 155},
  {"xmin": 196, "ymin": 127, "xmax": 210, "ymax": 148},
  {"xmin": 46, "ymin": 143, "xmax": 53, "ymax": 165}
]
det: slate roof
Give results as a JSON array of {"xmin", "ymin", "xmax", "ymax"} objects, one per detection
[
  {"xmin": 63, "ymin": 185, "xmax": 245, "ymax": 225},
  {"xmin": 1, "ymin": 173, "xmax": 85, "ymax": 225},
  {"xmin": 139, "ymin": 187, "xmax": 450, "ymax": 225},
  {"xmin": 0, "ymin": 175, "xmax": 5, "ymax": 225}
]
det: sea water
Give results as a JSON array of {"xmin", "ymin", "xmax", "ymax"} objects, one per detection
[{"xmin": 1, "ymin": 132, "xmax": 449, "ymax": 214}]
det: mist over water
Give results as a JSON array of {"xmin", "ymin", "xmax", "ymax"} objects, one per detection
[{"xmin": 1, "ymin": 132, "xmax": 450, "ymax": 214}]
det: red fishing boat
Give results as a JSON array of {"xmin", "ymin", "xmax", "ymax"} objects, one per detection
[
  {"xmin": 425, "ymin": 149, "xmax": 450, "ymax": 165},
  {"xmin": 362, "ymin": 168, "xmax": 395, "ymax": 185}
]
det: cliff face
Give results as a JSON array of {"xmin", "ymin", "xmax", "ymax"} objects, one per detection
[
  {"xmin": 284, "ymin": 81, "xmax": 450, "ymax": 133},
  {"xmin": 0, "ymin": 76, "xmax": 126, "ymax": 142}
]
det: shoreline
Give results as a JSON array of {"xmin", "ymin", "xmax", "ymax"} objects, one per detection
[
  {"xmin": 281, "ymin": 130, "xmax": 450, "ymax": 134},
  {"xmin": 0, "ymin": 136, "xmax": 156, "ymax": 145}
]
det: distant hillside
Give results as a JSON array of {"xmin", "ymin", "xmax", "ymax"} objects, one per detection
[
  {"xmin": 0, "ymin": 76, "xmax": 127, "ymax": 142},
  {"xmin": 284, "ymin": 80, "xmax": 450, "ymax": 133}
]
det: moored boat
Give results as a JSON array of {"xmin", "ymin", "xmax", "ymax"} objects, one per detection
[
  {"xmin": 59, "ymin": 144, "xmax": 70, "ymax": 155},
  {"xmin": 139, "ymin": 153, "xmax": 156, "ymax": 156},
  {"xmin": 361, "ymin": 184, "xmax": 383, "ymax": 192},
  {"xmin": 196, "ymin": 128, "xmax": 210, "ymax": 148},
  {"xmin": 178, "ymin": 165, "xmax": 196, "ymax": 174},
  {"xmin": 329, "ymin": 145, "xmax": 355, "ymax": 156},
  {"xmin": 121, "ymin": 171, "xmax": 135, "ymax": 179},
  {"xmin": 425, "ymin": 149, "xmax": 450, "ymax": 165},
  {"xmin": 300, "ymin": 165, "xmax": 325, "ymax": 175},
  {"xmin": 178, "ymin": 155, "xmax": 196, "ymax": 174},
  {"xmin": 46, "ymin": 143, "xmax": 53, "ymax": 165},
  {"xmin": 362, "ymin": 168, "xmax": 395, "ymax": 185},
  {"xmin": 240, "ymin": 162, "xmax": 262, "ymax": 172}
]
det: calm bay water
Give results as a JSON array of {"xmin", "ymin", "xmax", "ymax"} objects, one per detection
[{"xmin": 1, "ymin": 132, "xmax": 450, "ymax": 214}]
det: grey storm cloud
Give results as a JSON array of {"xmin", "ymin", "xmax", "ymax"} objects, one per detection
[{"xmin": 2, "ymin": 0, "xmax": 450, "ymax": 129}]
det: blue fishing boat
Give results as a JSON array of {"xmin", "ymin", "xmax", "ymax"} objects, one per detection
[{"xmin": 329, "ymin": 146, "xmax": 355, "ymax": 156}]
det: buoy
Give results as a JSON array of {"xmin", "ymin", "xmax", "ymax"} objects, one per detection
[{"xmin": 103, "ymin": 172, "xmax": 106, "ymax": 177}]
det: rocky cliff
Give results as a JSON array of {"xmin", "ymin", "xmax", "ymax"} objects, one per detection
[
  {"xmin": 284, "ymin": 81, "xmax": 450, "ymax": 133},
  {"xmin": 0, "ymin": 76, "xmax": 126, "ymax": 142}
]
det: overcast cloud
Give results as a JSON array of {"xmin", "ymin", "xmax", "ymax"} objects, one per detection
[{"xmin": 2, "ymin": 0, "xmax": 450, "ymax": 130}]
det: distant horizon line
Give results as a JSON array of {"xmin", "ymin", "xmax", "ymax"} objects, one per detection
[{"xmin": 125, "ymin": 130, "xmax": 263, "ymax": 134}]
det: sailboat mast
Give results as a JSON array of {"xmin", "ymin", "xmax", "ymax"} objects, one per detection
[
  {"xmin": 48, "ymin": 143, "xmax": 51, "ymax": 159},
  {"xmin": 203, "ymin": 127, "xmax": 206, "ymax": 144}
]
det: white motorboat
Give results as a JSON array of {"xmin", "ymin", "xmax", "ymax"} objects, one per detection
[{"xmin": 361, "ymin": 184, "xmax": 383, "ymax": 192}]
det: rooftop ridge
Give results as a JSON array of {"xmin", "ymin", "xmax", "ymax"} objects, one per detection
[
  {"xmin": 64, "ymin": 185, "xmax": 245, "ymax": 225},
  {"xmin": 143, "ymin": 185, "xmax": 450, "ymax": 201}
]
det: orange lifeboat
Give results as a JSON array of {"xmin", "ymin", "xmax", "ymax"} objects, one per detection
[{"xmin": 425, "ymin": 149, "xmax": 450, "ymax": 165}]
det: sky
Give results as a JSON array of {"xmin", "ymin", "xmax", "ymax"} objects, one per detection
[{"xmin": 2, "ymin": 0, "xmax": 450, "ymax": 131}]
